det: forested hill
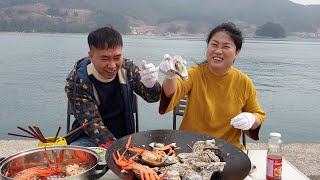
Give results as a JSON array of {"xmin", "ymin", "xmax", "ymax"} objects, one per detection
[{"xmin": 0, "ymin": 0, "xmax": 319, "ymax": 36}]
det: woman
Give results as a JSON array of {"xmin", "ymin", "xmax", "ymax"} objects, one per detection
[{"xmin": 158, "ymin": 22, "xmax": 266, "ymax": 150}]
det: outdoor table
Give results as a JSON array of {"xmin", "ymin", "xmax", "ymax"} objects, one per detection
[
  {"xmin": 100, "ymin": 150, "xmax": 310, "ymax": 180},
  {"xmin": 246, "ymin": 150, "xmax": 310, "ymax": 180}
]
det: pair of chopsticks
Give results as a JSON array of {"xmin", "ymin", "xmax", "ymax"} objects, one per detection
[
  {"xmin": 8, "ymin": 126, "xmax": 61, "ymax": 143},
  {"xmin": 8, "ymin": 126, "xmax": 46, "ymax": 142},
  {"xmin": 63, "ymin": 122, "xmax": 89, "ymax": 139}
]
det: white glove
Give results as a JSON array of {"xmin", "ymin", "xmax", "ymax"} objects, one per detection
[
  {"xmin": 230, "ymin": 112, "xmax": 255, "ymax": 130},
  {"xmin": 140, "ymin": 60, "xmax": 158, "ymax": 88},
  {"xmin": 158, "ymin": 54, "xmax": 178, "ymax": 79}
]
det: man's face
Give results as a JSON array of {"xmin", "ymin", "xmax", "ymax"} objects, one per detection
[{"xmin": 88, "ymin": 46, "xmax": 123, "ymax": 79}]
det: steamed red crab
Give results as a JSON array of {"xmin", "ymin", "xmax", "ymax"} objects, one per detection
[{"xmin": 113, "ymin": 135, "xmax": 178, "ymax": 180}]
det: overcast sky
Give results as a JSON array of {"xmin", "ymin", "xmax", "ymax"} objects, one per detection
[{"xmin": 290, "ymin": 0, "xmax": 320, "ymax": 4}]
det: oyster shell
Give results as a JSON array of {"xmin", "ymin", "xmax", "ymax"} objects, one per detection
[
  {"xmin": 165, "ymin": 54, "xmax": 188, "ymax": 81},
  {"xmin": 182, "ymin": 170, "xmax": 203, "ymax": 180},
  {"xmin": 160, "ymin": 162, "xmax": 193, "ymax": 177},
  {"xmin": 193, "ymin": 139, "xmax": 222, "ymax": 155},
  {"xmin": 177, "ymin": 150, "xmax": 220, "ymax": 163},
  {"xmin": 160, "ymin": 169, "xmax": 181, "ymax": 180},
  {"xmin": 151, "ymin": 139, "xmax": 225, "ymax": 180},
  {"xmin": 149, "ymin": 142, "xmax": 165, "ymax": 149}
]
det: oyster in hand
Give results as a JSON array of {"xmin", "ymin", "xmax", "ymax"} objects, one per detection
[{"xmin": 167, "ymin": 54, "xmax": 188, "ymax": 81}]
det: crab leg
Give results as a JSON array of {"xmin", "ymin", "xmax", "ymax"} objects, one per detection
[
  {"xmin": 117, "ymin": 135, "xmax": 134, "ymax": 161},
  {"xmin": 43, "ymin": 147, "xmax": 54, "ymax": 170},
  {"xmin": 57, "ymin": 150, "xmax": 64, "ymax": 169},
  {"xmin": 51, "ymin": 150, "xmax": 58, "ymax": 171}
]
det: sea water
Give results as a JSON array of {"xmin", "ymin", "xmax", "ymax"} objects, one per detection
[{"xmin": 0, "ymin": 32, "xmax": 319, "ymax": 143}]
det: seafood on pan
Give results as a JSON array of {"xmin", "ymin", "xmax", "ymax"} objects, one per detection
[
  {"xmin": 4, "ymin": 147, "xmax": 91, "ymax": 180},
  {"xmin": 113, "ymin": 136, "xmax": 225, "ymax": 180},
  {"xmin": 164, "ymin": 54, "xmax": 188, "ymax": 81},
  {"xmin": 159, "ymin": 139, "xmax": 226, "ymax": 180},
  {"xmin": 113, "ymin": 135, "xmax": 179, "ymax": 180}
]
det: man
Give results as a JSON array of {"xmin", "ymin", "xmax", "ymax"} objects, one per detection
[{"xmin": 65, "ymin": 26, "xmax": 161, "ymax": 148}]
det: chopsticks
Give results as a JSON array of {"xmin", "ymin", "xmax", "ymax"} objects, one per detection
[
  {"xmin": 53, "ymin": 127, "xmax": 61, "ymax": 142},
  {"xmin": 34, "ymin": 126, "xmax": 47, "ymax": 143},
  {"xmin": 17, "ymin": 126, "xmax": 38, "ymax": 139},
  {"xmin": 28, "ymin": 126, "xmax": 41, "ymax": 140},
  {"xmin": 63, "ymin": 122, "xmax": 89, "ymax": 138},
  {"xmin": 8, "ymin": 123, "xmax": 89, "ymax": 143},
  {"xmin": 8, "ymin": 126, "xmax": 49, "ymax": 143},
  {"xmin": 7, "ymin": 133, "xmax": 37, "ymax": 139}
]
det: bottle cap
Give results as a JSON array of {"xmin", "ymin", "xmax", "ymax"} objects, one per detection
[{"xmin": 269, "ymin": 132, "xmax": 281, "ymax": 138}]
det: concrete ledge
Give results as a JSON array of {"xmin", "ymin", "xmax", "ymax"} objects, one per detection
[{"xmin": 0, "ymin": 140, "xmax": 319, "ymax": 179}]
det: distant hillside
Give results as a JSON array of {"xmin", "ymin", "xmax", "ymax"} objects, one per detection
[{"xmin": 0, "ymin": 0, "xmax": 319, "ymax": 36}]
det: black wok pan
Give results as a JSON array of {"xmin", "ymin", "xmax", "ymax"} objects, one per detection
[{"xmin": 106, "ymin": 130, "xmax": 251, "ymax": 180}]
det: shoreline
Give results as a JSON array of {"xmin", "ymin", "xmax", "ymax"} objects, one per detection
[{"xmin": 0, "ymin": 140, "xmax": 319, "ymax": 179}]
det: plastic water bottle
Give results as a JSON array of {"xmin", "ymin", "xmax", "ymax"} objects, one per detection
[{"xmin": 266, "ymin": 132, "xmax": 283, "ymax": 180}]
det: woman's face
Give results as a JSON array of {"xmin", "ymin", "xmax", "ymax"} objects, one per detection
[{"xmin": 206, "ymin": 31, "xmax": 239, "ymax": 76}]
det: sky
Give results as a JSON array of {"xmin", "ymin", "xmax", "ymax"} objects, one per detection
[{"xmin": 289, "ymin": 0, "xmax": 320, "ymax": 4}]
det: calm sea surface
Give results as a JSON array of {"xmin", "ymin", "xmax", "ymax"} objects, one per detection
[{"xmin": 0, "ymin": 32, "xmax": 319, "ymax": 143}]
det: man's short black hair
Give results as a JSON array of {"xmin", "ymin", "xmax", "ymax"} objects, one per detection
[{"xmin": 88, "ymin": 26, "xmax": 123, "ymax": 50}]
